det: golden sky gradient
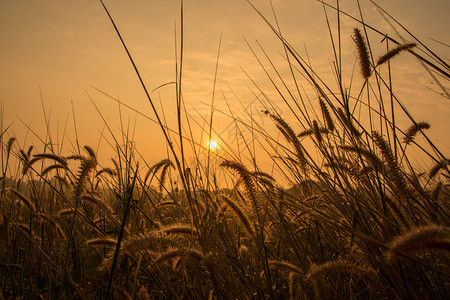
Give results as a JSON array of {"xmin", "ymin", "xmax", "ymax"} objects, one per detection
[{"xmin": 1, "ymin": 0, "xmax": 449, "ymax": 168}]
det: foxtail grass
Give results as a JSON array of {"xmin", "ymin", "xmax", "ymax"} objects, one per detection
[{"xmin": 387, "ymin": 225, "xmax": 450, "ymax": 260}]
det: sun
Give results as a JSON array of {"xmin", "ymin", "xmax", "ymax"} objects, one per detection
[{"xmin": 209, "ymin": 139, "xmax": 218, "ymax": 151}]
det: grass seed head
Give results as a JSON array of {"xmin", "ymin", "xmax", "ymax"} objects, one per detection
[
  {"xmin": 429, "ymin": 159, "xmax": 449, "ymax": 179},
  {"xmin": 6, "ymin": 137, "xmax": 16, "ymax": 153},
  {"xmin": 377, "ymin": 43, "xmax": 416, "ymax": 66},
  {"xmin": 403, "ymin": 122, "xmax": 430, "ymax": 144},
  {"xmin": 81, "ymin": 194, "xmax": 115, "ymax": 215},
  {"xmin": 163, "ymin": 225, "xmax": 197, "ymax": 236},
  {"xmin": 387, "ymin": 225, "xmax": 450, "ymax": 260},
  {"xmin": 57, "ymin": 208, "xmax": 75, "ymax": 218},
  {"xmin": 86, "ymin": 237, "xmax": 118, "ymax": 247},
  {"xmin": 268, "ymin": 260, "xmax": 303, "ymax": 276},
  {"xmin": 8, "ymin": 188, "xmax": 36, "ymax": 213},
  {"xmin": 221, "ymin": 194, "xmax": 254, "ymax": 236},
  {"xmin": 353, "ymin": 28, "xmax": 371, "ymax": 79},
  {"xmin": 33, "ymin": 153, "xmax": 68, "ymax": 167},
  {"xmin": 319, "ymin": 97, "xmax": 335, "ymax": 132},
  {"xmin": 155, "ymin": 248, "xmax": 205, "ymax": 265},
  {"xmin": 84, "ymin": 145, "xmax": 96, "ymax": 159}
]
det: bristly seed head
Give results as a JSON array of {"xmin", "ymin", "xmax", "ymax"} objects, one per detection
[
  {"xmin": 353, "ymin": 28, "xmax": 371, "ymax": 79},
  {"xmin": 387, "ymin": 225, "xmax": 450, "ymax": 260},
  {"xmin": 319, "ymin": 97, "xmax": 335, "ymax": 132},
  {"xmin": 377, "ymin": 43, "xmax": 416, "ymax": 66},
  {"xmin": 403, "ymin": 122, "xmax": 430, "ymax": 144}
]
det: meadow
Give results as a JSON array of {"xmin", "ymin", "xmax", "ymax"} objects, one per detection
[{"xmin": 0, "ymin": 1, "xmax": 449, "ymax": 299}]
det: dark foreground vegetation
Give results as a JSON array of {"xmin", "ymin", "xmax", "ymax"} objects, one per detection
[{"xmin": 1, "ymin": 1, "xmax": 449, "ymax": 299}]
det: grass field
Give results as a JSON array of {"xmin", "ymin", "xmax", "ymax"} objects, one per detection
[{"xmin": 1, "ymin": 1, "xmax": 449, "ymax": 299}]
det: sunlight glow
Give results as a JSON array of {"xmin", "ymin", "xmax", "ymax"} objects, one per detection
[{"xmin": 209, "ymin": 139, "xmax": 218, "ymax": 151}]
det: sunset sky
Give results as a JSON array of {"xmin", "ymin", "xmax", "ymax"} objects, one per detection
[{"xmin": 1, "ymin": 0, "xmax": 449, "ymax": 168}]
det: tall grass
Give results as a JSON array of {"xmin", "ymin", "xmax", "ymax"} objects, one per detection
[{"xmin": 0, "ymin": 0, "xmax": 448, "ymax": 299}]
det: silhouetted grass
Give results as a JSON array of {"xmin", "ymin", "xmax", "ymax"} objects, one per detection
[{"xmin": 0, "ymin": 0, "xmax": 448, "ymax": 299}]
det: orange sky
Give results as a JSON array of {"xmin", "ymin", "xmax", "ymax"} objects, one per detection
[{"xmin": 1, "ymin": 0, "xmax": 449, "ymax": 171}]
